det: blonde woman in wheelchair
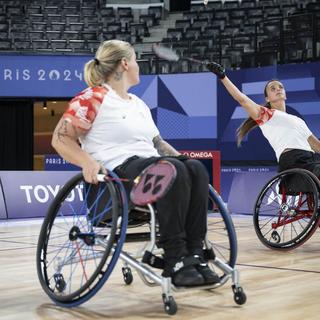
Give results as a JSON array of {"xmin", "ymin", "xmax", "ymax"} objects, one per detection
[{"xmin": 51, "ymin": 39, "xmax": 219, "ymax": 288}]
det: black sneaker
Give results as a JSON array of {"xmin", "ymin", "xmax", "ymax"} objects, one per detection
[
  {"xmin": 196, "ymin": 264, "xmax": 220, "ymax": 284},
  {"xmin": 172, "ymin": 265, "xmax": 204, "ymax": 287},
  {"xmin": 193, "ymin": 255, "xmax": 220, "ymax": 285},
  {"xmin": 163, "ymin": 256, "xmax": 205, "ymax": 287}
]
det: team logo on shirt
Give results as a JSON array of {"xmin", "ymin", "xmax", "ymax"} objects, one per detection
[
  {"xmin": 75, "ymin": 106, "xmax": 89, "ymax": 120},
  {"xmin": 80, "ymin": 88, "xmax": 94, "ymax": 100},
  {"xmin": 256, "ymin": 106, "xmax": 274, "ymax": 125}
]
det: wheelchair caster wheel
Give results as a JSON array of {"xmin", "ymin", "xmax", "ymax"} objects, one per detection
[
  {"xmin": 232, "ymin": 285, "xmax": 247, "ymax": 305},
  {"xmin": 122, "ymin": 267, "xmax": 133, "ymax": 285},
  {"xmin": 54, "ymin": 273, "xmax": 66, "ymax": 293},
  {"xmin": 163, "ymin": 296, "xmax": 177, "ymax": 315},
  {"xmin": 271, "ymin": 231, "xmax": 281, "ymax": 243}
]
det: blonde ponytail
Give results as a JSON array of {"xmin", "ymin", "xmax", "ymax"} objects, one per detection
[
  {"xmin": 84, "ymin": 59, "xmax": 103, "ymax": 87},
  {"xmin": 84, "ymin": 40, "xmax": 134, "ymax": 87}
]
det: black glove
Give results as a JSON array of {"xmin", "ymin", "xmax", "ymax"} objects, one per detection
[{"xmin": 206, "ymin": 62, "xmax": 226, "ymax": 79}]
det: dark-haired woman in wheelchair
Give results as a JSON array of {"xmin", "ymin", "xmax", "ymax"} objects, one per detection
[
  {"xmin": 206, "ymin": 62, "xmax": 320, "ymax": 176},
  {"xmin": 51, "ymin": 39, "xmax": 220, "ymax": 288}
]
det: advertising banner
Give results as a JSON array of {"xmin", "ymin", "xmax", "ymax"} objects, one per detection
[
  {"xmin": 180, "ymin": 150, "xmax": 220, "ymax": 193},
  {"xmin": 227, "ymin": 171, "xmax": 276, "ymax": 215},
  {"xmin": 0, "ymin": 55, "xmax": 89, "ymax": 97},
  {"xmin": 0, "ymin": 168, "xmax": 283, "ymax": 219},
  {"xmin": 221, "ymin": 166, "xmax": 277, "ymax": 203},
  {"xmin": 44, "ymin": 151, "xmax": 221, "ymax": 192},
  {"xmin": 0, "ymin": 171, "xmax": 81, "ymax": 219},
  {"xmin": 44, "ymin": 154, "xmax": 80, "ymax": 171},
  {"xmin": 0, "ymin": 179, "xmax": 7, "ymax": 219}
]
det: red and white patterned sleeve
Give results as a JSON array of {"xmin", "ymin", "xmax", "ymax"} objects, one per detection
[
  {"xmin": 255, "ymin": 106, "xmax": 275, "ymax": 125},
  {"xmin": 63, "ymin": 86, "xmax": 108, "ymax": 131}
]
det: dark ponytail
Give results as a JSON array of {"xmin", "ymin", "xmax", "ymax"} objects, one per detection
[{"xmin": 236, "ymin": 117, "xmax": 258, "ymax": 147}]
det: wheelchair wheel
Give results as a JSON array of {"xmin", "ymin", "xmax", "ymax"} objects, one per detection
[
  {"xmin": 36, "ymin": 172, "xmax": 128, "ymax": 307},
  {"xmin": 254, "ymin": 168, "xmax": 320, "ymax": 250},
  {"xmin": 206, "ymin": 185, "xmax": 237, "ymax": 271}
]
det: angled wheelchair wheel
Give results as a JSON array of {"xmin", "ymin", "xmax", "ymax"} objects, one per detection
[
  {"xmin": 206, "ymin": 185, "xmax": 237, "ymax": 273},
  {"xmin": 254, "ymin": 168, "xmax": 320, "ymax": 250},
  {"xmin": 36, "ymin": 172, "xmax": 128, "ymax": 307}
]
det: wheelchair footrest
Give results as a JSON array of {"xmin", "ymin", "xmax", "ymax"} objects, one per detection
[{"xmin": 142, "ymin": 250, "xmax": 165, "ymax": 269}]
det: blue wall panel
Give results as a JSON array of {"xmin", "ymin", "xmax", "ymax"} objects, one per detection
[{"xmin": 1, "ymin": 54, "xmax": 320, "ymax": 162}]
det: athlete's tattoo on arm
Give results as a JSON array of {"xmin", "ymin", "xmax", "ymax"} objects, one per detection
[
  {"xmin": 54, "ymin": 120, "xmax": 79, "ymax": 144},
  {"xmin": 153, "ymin": 135, "xmax": 180, "ymax": 156}
]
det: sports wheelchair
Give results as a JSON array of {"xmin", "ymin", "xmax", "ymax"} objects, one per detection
[
  {"xmin": 254, "ymin": 168, "xmax": 320, "ymax": 250},
  {"xmin": 36, "ymin": 170, "xmax": 246, "ymax": 315}
]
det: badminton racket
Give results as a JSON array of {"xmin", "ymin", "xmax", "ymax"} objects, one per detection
[
  {"xmin": 152, "ymin": 43, "xmax": 207, "ymax": 65},
  {"xmin": 98, "ymin": 160, "xmax": 177, "ymax": 206},
  {"xmin": 130, "ymin": 160, "xmax": 177, "ymax": 206}
]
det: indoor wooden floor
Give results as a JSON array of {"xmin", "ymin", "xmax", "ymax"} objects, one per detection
[{"xmin": 0, "ymin": 215, "xmax": 319, "ymax": 320}]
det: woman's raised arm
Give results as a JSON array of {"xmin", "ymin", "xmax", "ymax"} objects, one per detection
[{"xmin": 207, "ymin": 62, "xmax": 262, "ymax": 120}]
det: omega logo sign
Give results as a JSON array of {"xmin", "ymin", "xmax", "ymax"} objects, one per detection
[{"xmin": 181, "ymin": 151, "xmax": 213, "ymax": 158}]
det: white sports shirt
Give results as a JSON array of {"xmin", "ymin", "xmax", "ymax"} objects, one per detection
[
  {"xmin": 63, "ymin": 84, "xmax": 160, "ymax": 169},
  {"xmin": 256, "ymin": 106, "xmax": 313, "ymax": 161}
]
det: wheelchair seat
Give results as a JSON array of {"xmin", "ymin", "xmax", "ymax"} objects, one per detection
[
  {"xmin": 278, "ymin": 171, "xmax": 316, "ymax": 195},
  {"xmin": 127, "ymin": 206, "xmax": 152, "ymax": 226}
]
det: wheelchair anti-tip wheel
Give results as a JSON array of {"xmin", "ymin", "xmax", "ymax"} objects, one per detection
[
  {"xmin": 36, "ymin": 172, "xmax": 128, "ymax": 307},
  {"xmin": 254, "ymin": 168, "xmax": 320, "ymax": 250}
]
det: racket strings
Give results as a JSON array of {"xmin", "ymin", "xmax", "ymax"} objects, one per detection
[
  {"xmin": 152, "ymin": 43, "xmax": 208, "ymax": 66},
  {"xmin": 152, "ymin": 43, "xmax": 180, "ymax": 62}
]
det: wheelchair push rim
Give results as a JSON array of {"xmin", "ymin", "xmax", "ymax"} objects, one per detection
[
  {"xmin": 36, "ymin": 172, "xmax": 128, "ymax": 307},
  {"xmin": 253, "ymin": 168, "xmax": 320, "ymax": 250},
  {"xmin": 206, "ymin": 185, "xmax": 237, "ymax": 281}
]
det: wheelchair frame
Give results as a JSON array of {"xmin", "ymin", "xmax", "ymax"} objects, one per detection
[
  {"xmin": 254, "ymin": 168, "xmax": 320, "ymax": 250},
  {"xmin": 37, "ymin": 171, "xmax": 246, "ymax": 315}
]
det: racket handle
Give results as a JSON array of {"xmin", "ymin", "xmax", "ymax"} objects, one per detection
[{"xmin": 97, "ymin": 174, "xmax": 130, "ymax": 183}]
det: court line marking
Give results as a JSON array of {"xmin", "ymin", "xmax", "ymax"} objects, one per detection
[
  {"xmin": 237, "ymin": 263, "xmax": 320, "ymax": 274},
  {"xmin": 1, "ymin": 245, "xmax": 319, "ymax": 275},
  {"xmin": 0, "ymin": 239, "xmax": 38, "ymax": 245},
  {"xmin": 0, "ymin": 234, "xmax": 39, "ymax": 240},
  {"xmin": 0, "ymin": 245, "xmax": 36, "ymax": 252}
]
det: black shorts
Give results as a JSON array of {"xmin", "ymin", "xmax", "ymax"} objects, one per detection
[{"xmin": 278, "ymin": 149, "xmax": 320, "ymax": 177}]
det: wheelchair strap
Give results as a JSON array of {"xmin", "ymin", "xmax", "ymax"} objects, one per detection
[
  {"xmin": 142, "ymin": 249, "xmax": 216, "ymax": 271},
  {"xmin": 203, "ymin": 248, "xmax": 216, "ymax": 261},
  {"xmin": 142, "ymin": 251, "xmax": 165, "ymax": 269},
  {"xmin": 171, "ymin": 255, "xmax": 201, "ymax": 273}
]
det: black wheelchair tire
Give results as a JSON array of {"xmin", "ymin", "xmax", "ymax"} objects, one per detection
[
  {"xmin": 208, "ymin": 185, "xmax": 237, "ymax": 268},
  {"xmin": 36, "ymin": 172, "xmax": 128, "ymax": 307},
  {"xmin": 253, "ymin": 168, "xmax": 320, "ymax": 250}
]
